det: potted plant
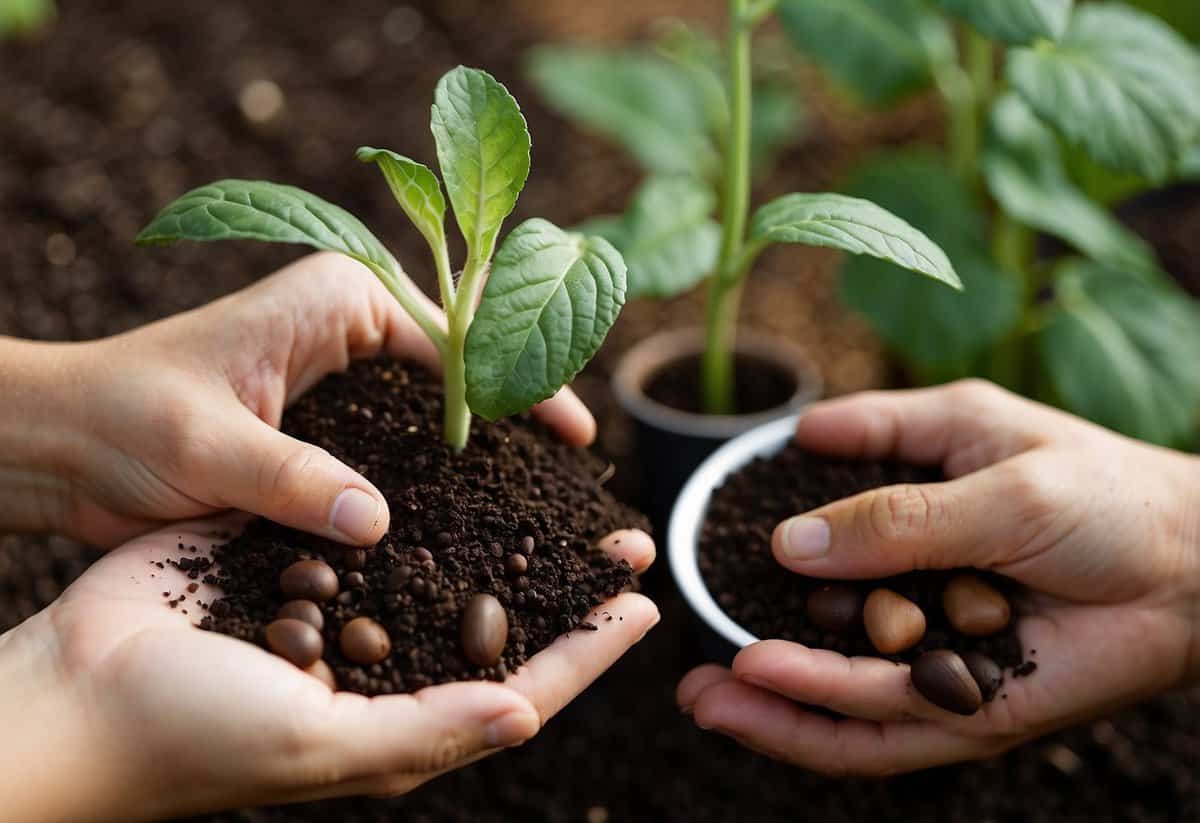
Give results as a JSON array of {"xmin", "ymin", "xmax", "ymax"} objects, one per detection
[
  {"xmin": 528, "ymin": 1, "xmax": 963, "ymax": 523},
  {"xmin": 135, "ymin": 66, "xmax": 645, "ymax": 693}
]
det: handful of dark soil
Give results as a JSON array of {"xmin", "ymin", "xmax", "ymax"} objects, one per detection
[
  {"xmin": 699, "ymin": 444, "xmax": 1032, "ymax": 715},
  {"xmin": 191, "ymin": 360, "xmax": 645, "ymax": 696}
]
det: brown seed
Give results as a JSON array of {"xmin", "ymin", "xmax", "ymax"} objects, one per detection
[
  {"xmin": 962, "ymin": 651, "xmax": 1004, "ymax": 701},
  {"xmin": 506, "ymin": 553, "xmax": 529, "ymax": 575},
  {"xmin": 461, "ymin": 593, "xmax": 508, "ymax": 667},
  {"xmin": 942, "ymin": 575, "xmax": 1011, "ymax": 636},
  {"xmin": 339, "ymin": 617, "xmax": 392, "ymax": 664},
  {"xmin": 343, "ymin": 571, "xmax": 365, "ymax": 589},
  {"xmin": 305, "ymin": 659, "xmax": 338, "ymax": 690},
  {"xmin": 264, "ymin": 618, "xmax": 323, "ymax": 668},
  {"xmin": 805, "ymin": 584, "xmax": 863, "ymax": 633},
  {"xmin": 279, "ymin": 559, "xmax": 339, "ymax": 602},
  {"xmin": 863, "ymin": 588, "xmax": 926, "ymax": 654},
  {"xmin": 520, "ymin": 536, "xmax": 536, "ymax": 554},
  {"xmin": 911, "ymin": 650, "xmax": 983, "ymax": 715},
  {"xmin": 277, "ymin": 599, "xmax": 324, "ymax": 631},
  {"xmin": 414, "ymin": 547, "xmax": 434, "ymax": 563}
]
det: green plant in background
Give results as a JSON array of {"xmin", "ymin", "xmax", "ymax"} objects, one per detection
[
  {"xmin": 777, "ymin": 0, "xmax": 1200, "ymax": 447},
  {"xmin": 528, "ymin": 1, "xmax": 963, "ymax": 415},
  {"xmin": 136, "ymin": 67, "xmax": 627, "ymax": 452},
  {"xmin": 0, "ymin": 0, "xmax": 53, "ymax": 36}
]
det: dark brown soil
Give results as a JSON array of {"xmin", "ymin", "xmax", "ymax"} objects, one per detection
[
  {"xmin": 198, "ymin": 360, "xmax": 639, "ymax": 695},
  {"xmin": 644, "ymin": 351, "xmax": 799, "ymax": 415},
  {"xmin": 699, "ymin": 445, "xmax": 1027, "ymax": 684}
]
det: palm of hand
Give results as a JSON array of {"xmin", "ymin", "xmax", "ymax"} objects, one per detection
[{"xmin": 45, "ymin": 516, "xmax": 657, "ymax": 817}]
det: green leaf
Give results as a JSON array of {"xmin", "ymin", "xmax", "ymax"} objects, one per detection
[
  {"xmin": 750, "ymin": 81, "xmax": 805, "ymax": 174},
  {"xmin": 839, "ymin": 151, "xmax": 1022, "ymax": 372},
  {"xmin": 749, "ymin": 192, "xmax": 961, "ymax": 289},
  {"xmin": 1007, "ymin": 3, "xmax": 1200, "ymax": 183},
  {"xmin": 525, "ymin": 46, "xmax": 717, "ymax": 178},
  {"xmin": 135, "ymin": 179, "xmax": 399, "ymax": 277},
  {"xmin": 585, "ymin": 176, "xmax": 718, "ymax": 301},
  {"xmin": 465, "ymin": 219, "xmax": 627, "ymax": 420},
  {"xmin": 983, "ymin": 95, "xmax": 1160, "ymax": 278},
  {"xmin": 1181, "ymin": 143, "xmax": 1200, "ymax": 180},
  {"xmin": 777, "ymin": 0, "xmax": 942, "ymax": 106},
  {"xmin": 356, "ymin": 147, "xmax": 446, "ymax": 255},
  {"xmin": 0, "ymin": 0, "xmax": 53, "ymax": 35},
  {"xmin": 432, "ymin": 67, "xmax": 531, "ymax": 270},
  {"xmin": 938, "ymin": 0, "xmax": 1072, "ymax": 45},
  {"xmin": 1039, "ymin": 262, "xmax": 1200, "ymax": 446}
]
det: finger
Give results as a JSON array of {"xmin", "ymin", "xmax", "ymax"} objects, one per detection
[
  {"xmin": 532, "ymin": 387, "xmax": 596, "ymax": 447},
  {"xmin": 504, "ymin": 592, "xmax": 659, "ymax": 722},
  {"xmin": 771, "ymin": 455, "xmax": 1056, "ymax": 579},
  {"xmin": 691, "ymin": 680, "xmax": 984, "ymax": 776},
  {"xmin": 732, "ymin": 640, "xmax": 928, "ymax": 722},
  {"xmin": 596, "ymin": 529, "xmax": 655, "ymax": 573},
  {"xmin": 794, "ymin": 380, "xmax": 1047, "ymax": 477},
  {"xmin": 676, "ymin": 664, "xmax": 734, "ymax": 711},
  {"xmin": 203, "ymin": 409, "xmax": 389, "ymax": 546}
]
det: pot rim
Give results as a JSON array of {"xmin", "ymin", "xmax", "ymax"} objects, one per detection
[
  {"xmin": 611, "ymin": 327, "xmax": 822, "ymax": 441},
  {"xmin": 668, "ymin": 414, "xmax": 799, "ymax": 649}
]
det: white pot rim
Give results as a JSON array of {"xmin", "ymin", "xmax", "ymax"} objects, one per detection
[{"xmin": 668, "ymin": 414, "xmax": 800, "ymax": 650}]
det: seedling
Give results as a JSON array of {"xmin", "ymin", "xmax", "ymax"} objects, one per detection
[
  {"xmin": 531, "ymin": 0, "xmax": 963, "ymax": 415},
  {"xmin": 136, "ymin": 66, "xmax": 627, "ymax": 451}
]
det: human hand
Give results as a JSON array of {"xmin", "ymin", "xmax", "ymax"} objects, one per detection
[
  {"xmin": 678, "ymin": 380, "xmax": 1200, "ymax": 775},
  {"xmin": 0, "ymin": 516, "xmax": 657, "ymax": 821},
  {"xmin": 1, "ymin": 252, "xmax": 597, "ymax": 547}
]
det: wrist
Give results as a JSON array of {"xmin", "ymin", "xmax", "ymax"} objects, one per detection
[
  {"xmin": 0, "ymin": 337, "xmax": 91, "ymax": 535},
  {"xmin": 1183, "ymin": 454, "xmax": 1200, "ymax": 686}
]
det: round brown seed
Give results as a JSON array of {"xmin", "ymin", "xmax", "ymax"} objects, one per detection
[
  {"xmin": 806, "ymin": 584, "xmax": 863, "ymax": 633},
  {"xmin": 863, "ymin": 588, "xmax": 926, "ymax": 654},
  {"xmin": 505, "ymin": 553, "xmax": 529, "ymax": 576},
  {"xmin": 264, "ymin": 618, "xmax": 323, "ymax": 668},
  {"xmin": 911, "ymin": 650, "xmax": 983, "ymax": 715},
  {"xmin": 962, "ymin": 651, "xmax": 1004, "ymax": 701},
  {"xmin": 343, "ymin": 571, "xmax": 365, "ymax": 589},
  {"xmin": 339, "ymin": 617, "xmax": 392, "ymax": 665},
  {"xmin": 942, "ymin": 575, "xmax": 1011, "ymax": 636},
  {"xmin": 520, "ymin": 536, "xmax": 536, "ymax": 554},
  {"xmin": 305, "ymin": 659, "xmax": 338, "ymax": 690},
  {"xmin": 414, "ymin": 547, "xmax": 434, "ymax": 563},
  {"xmin": 280, "ymin": 559, "xmax": 339, "ymax": 602},
  {"xmin": 277, "ymin": 599, "xmax": 324, "ymax": 631},
  {"xmin": 461, "ymin": 593, "xmax": 508, "ymax": 667}
]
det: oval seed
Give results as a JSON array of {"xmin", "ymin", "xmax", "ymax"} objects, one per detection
[
  {"xmin": 805, "ymin": 584, "xmax": 862, "ymax": 633},
  {"xmin": 962, "ymin": 651, "xmax": 1003, "ymax": 701},
  {"xmin": 911, "ymin": 650, "xmax": 983, "ymax": 715},
  {"xmin": 461, "ymin": 593, "xmax": 508, "ymax": 667},
  {"xmin": 339, "ymin": 617, "xmax": 392, "ymax": 665},
  {"xmin": 279, "ymin": 559, "xmax": 339, "ymax": 602},
  {"xmin": 276, "ymin": 599, "xmax": 324, "ymax": 631},
  {"xmin": 264, "ymin": 618, "xmax": 324, "ymax": 668},
  {"xmin": 942, "ymin": 575, "xmax": 1011, "ymax": 636},
  {"xmin": 863, "ymin": 588, "xmax": 926, "ymax": 654},
  {"xmin": 505, "ymin": 553, "xmax": 529, "ymax": 576}
]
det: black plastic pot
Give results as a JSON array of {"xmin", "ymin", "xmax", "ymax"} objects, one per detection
[{"xmin": 611, "ymin": 327, "xmax": 821, "ymax": 534}]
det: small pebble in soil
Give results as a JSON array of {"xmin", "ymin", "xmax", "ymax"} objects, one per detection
[
  {"xmin": 264, "ymin": 618, "xmax": 324, "ymax": 668},
  {"xmin": 343, "ymin": 549, "xmax": 366, "ymax": 571},
  {"xmin": 276, "ymin": 599, "xmax": 324, "ymax": 631},
  {"xmin": 911, "ymin": 650, "xmax": 983, "ymax": 715},
  {"xmin": 305, "ymin": 659, "xmax": 338, "ymax": 690},
  {"xmin": 343, "ymin": 571, "xmax": 365, "ymax": 589},
  {"xmin": 279, "ymin": 559, "xmax": 339, "ymax": 602},
  {"xmin": 863, "ymin": 588, "xmax": 926, "ymax": 654},
  {"xmin": 414, "ymin": 547, "xmax": 434, "ymax": 563},
  {"xmin": 962, "ymin": 651, "xmax": 1004, "ymax": 701},
  {"xmin": 462, "ymin": 593, "xmax": 508, "ymax": 667},
  {"xmin": 505, "ymin": 553, "xmax": 529, "ymax": 576},
  {"xmin": 340, "ymin": 617, "xmax": 391, "ymax": 665},
  {"xmin": 942, "ymin": 574, "xmax": 1012, "ymax": 636},
  {"xmin": 805, "ymin": 584, "xmax": 863, "ymax": 633}
]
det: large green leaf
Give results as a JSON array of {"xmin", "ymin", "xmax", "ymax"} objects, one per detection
[
  {"xmin": 1181, "ymin": 143, "xmax": 1200, "ymax": 180},
  {"xmin": 1007, "ymin": 2, "xmax": 1200, "ymax": 183},
  {"xmin": 777, "ymin": 0, "xmax": 942, "ymax": 106},
  {"xmin": 1039, "ymin": 262, "xmax": 1200, "ymax": 446},
  {"xmin": 135, "ymin": 179, "xmax": 399, "ymax": 277},
  {"xmin": 431, "ymin": 67, "xmax": 531, "ymax": 269},
  {"xmin": 356, "ymin": 147, "xmax": 446, "ymax": 256},
  {"xmin": 465, "ymin": 219, "xmax": 627, "ymax": 420},
  {"xmin": 749, "ymin": 192, "xmax": 961, "ymax": 289},
  {"xmin": 525, "ymin": 46, "xmax": 716, "ymax": 178},
  {"xmin": 0, "ymin": 0, "xmax": 53, "ymax": 34},
  {"xmin": 939, "ymin": 0, "xmax": 1072, "ymax": 45},
  {"xmin": 582, "ymin": 176, "xmax": 719, "ymax": 300},
  {"xmin": 983, "ymin": 95, "xmax": 1160, "ymax": 278},
  {"xmin": 839, "ymin": 152, "xmax": 1022, "ymax": 373}
]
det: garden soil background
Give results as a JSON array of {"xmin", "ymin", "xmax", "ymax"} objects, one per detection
[{"xmin": 2, "ymin": 1, "xmax": 1199, "ymax": 820}]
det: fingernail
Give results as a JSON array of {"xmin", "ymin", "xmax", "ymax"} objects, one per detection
[
  {"xmin": 778, "ymin": 516, "xmax": 830, "ymax": 560},
  {"xmin": 330, "ymin": 489, "xmax": 382, "ymax": 544},
  {"xmin": 486, "ymin": 710, "xmax": 536, "ymax": 748}
]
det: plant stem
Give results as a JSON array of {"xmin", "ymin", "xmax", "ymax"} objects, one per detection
[
  {"xmin": 373, "ymin": 261, "xmax": 448, "ymax": 356},
  {"xmin": 940, "ymin": 28, "xmax": 993, "ymax": 188},
  {"xmin": 441, "ymin": 260, "xmax": 489, "ymax": 452},
  {"xmin": 700, "ymin": 0, "xmax": 754, "ymax": 415}
]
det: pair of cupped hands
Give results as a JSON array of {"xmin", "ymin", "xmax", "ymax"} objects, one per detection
[{"xmin": 2, "ymin": 253, "xmax": 1197, "ymax": 821}]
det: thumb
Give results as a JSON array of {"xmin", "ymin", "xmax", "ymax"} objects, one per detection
[
  {"xmin": 771, "ymin": 461, "xmax": 1039, "ymax": 579},
  {"xmin": 205, "ymin": 410, "xmax": 389, "ymax": 545}
]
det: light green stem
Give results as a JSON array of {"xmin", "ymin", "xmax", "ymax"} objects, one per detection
[
  {"xmin": 441, "ymin": 259, "xmax": 489, "ymax": 452},
  {"xmin": 373, "ymin": 261, "xmax": 448, "ymax": 357},
  {"xmin": 701, "ymin": 0, "xmax": 754, "ymax": 415}
]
